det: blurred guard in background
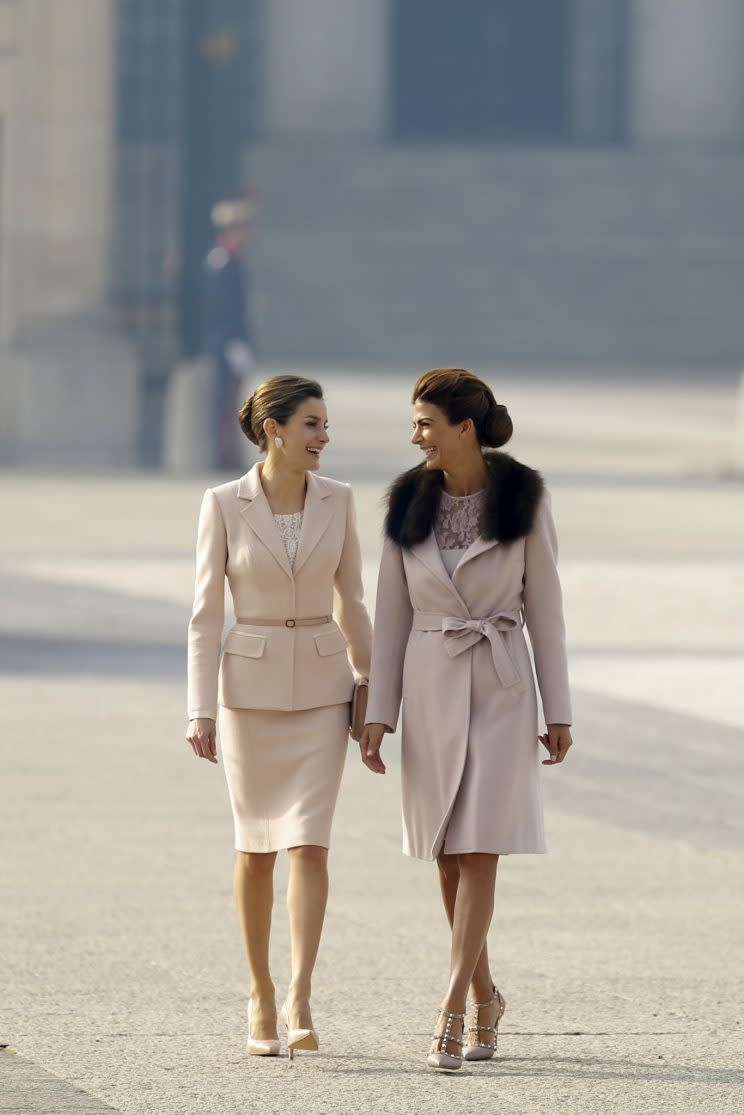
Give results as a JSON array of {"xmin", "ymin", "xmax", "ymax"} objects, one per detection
[{"xmin": 204, "ymin": 195, "xmax": 258, "ymax": 470}]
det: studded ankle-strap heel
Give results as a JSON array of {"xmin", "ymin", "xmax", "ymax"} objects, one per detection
[
  {"xmin": 462, "ymin": 987, "xmax": 506, "ymax": 1061},
  {"xmin": 426, "ymin": 1008, "xmax": 465, "ymax": 1071}
]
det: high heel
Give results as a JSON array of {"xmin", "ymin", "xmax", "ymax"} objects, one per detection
[
  {"xmin": 280, "ymin": 1001, "xmax": 319, "ymax": 1062},
  {"xmin": 462, "ymin": 987, "xmax": 506, "ymax": 1061},
  {"xmin": 426, "ymin": 1008, "xmax": 465, "ymax": 1071},
  {"xmin": 246, "ymin": 999, "xmax": 280, "ymax": 1056}
]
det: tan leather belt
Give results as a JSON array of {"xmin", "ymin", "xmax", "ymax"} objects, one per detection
[{"xmin": 236, "ymin": 615, "xmax": 331, "ymax": 629}]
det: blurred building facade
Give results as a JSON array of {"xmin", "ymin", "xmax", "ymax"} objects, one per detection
[
  {"xmin": 1, "ymin": 0, "xmax": 744, "ymax": 466},
  {"xmin": 0, "ymin": 0, "xmax": 259, "ymax": 466},
  {"xmin": 252, "ymin": 0, "xmax": 744, "ymax": 368}
]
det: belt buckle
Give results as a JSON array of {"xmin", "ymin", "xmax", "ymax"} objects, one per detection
[{"xmin": 285, "ymin": 618, "xmax": 296, "ymax": 628}]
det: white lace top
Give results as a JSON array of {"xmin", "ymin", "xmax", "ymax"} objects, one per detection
[
  {"xmin": 434, "ymin": 488, "xmax": 485, "ymax": 576},
  {"xmin": 274, "ymin": 511, "xmax": 303, "ymax": 570}
]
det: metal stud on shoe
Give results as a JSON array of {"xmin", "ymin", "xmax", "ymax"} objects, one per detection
[
  {"xmin": 427, "ymin": 1008, "xmax": 465, "ymax": 1071},
  {"xmin": 462, "ymin": 987, "xmax": 506, "ymax": 1062}
]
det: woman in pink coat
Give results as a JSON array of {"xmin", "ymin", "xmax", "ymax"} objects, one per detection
[{"xmin": 361, "ymin": 368, "xmax": 573, "ymax": 1071}]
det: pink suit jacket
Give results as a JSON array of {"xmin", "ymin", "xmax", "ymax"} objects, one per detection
[{"xmin": 187, "ymin": 465, "xmax": 372, "ymax": 720}]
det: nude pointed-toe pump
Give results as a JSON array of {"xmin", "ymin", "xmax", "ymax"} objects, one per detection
[
  {"xmin": 426, "ymin": 1008, "xmax": 465, "ymax": 1071},
  {"xmin": 462, "ymin": 987, "xmax": 506, "ymax": 1061},
  {"xmin": 246, "ymin": 1000, "xmax": 280, "ymax": 1057},
  {"xmin": 280, "ymin": 1002, "xmax": 319, "ymax": 1062}
]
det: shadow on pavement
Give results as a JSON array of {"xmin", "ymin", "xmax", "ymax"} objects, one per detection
[{"xmin": 0, "ymin": 632, "xmax": 183, "ymax": 679}]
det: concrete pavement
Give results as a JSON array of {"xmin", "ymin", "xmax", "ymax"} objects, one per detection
[{"xmin": 1, "ymin": 372, "xmax": 743, "ymax": 1114}]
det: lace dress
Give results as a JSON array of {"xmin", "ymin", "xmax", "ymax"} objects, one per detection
[
  {"xmin": 274, "ymin": 510, "xmax": 303, "ymax": 570},
  {"xmin": 433, "ymin": 489, "xmax": 485, "ymax": 577}
]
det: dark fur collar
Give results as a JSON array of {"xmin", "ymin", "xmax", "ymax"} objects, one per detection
[{"xmin": 384, "ymin": 451, "xmax": 543, "ymax": 548}]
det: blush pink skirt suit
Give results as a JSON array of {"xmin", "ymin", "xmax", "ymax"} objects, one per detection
[{"xmin": 187, "ymin": 465, "xmax": 372, "ymax": 852}]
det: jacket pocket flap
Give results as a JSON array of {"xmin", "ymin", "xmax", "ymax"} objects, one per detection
[
  {"xmin": 314, "ymin": 630, "xmax": 348, "ymax": 657},
  {"xmin": 223, "ymin": 632, "xmax": 266, "ymax": 659}
]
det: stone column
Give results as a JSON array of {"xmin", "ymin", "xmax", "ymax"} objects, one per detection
[
  {"xmin": 10, "ymin": 0, "xmax": 116, "ymax": 325},
  {"xmin": 630, "ymin": 0, "xmax": 744, "ymax": 143},
  {"xmin": 0, "ymin": 0, "xmax": 140, "ymax": 467},
  {"xmin": 263, "ymin": 0, "xmax": 389, "ymax": 137}
]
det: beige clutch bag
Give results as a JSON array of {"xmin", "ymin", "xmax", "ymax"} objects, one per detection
[{"xmin": 349, "ymin": 679, "xmax": 369, "ymax": 742}]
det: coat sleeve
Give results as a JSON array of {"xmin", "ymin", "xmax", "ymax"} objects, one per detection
[
  {"xmin": 523, "ymin": 488, "xmax": 572, "ymax": 726},
  {"xmin": 187, "ymin": 489, "xmax": 227, "ymax": 720},
  {"xmin": 333, "ymin": 485, "xmax": 373, "ymax": 679},
  {"xmin": 364, "ymin": 535, "xmax": 414, "ymax": 733}
]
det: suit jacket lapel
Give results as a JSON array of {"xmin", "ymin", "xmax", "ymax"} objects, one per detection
[
  {"xmin": 410, "ymin": 532, "xmax": 469, "ymax": 613},
  {"xmin": 452, "ymin": 535, "xmax": 499, "ymax": 577},
  {"xmin": 293, "ymin": 472, "xmax": 334, "ymax": 576},
  {"xmin": 237, "ymin": 465, "xmax": 294, "ymax": 580}
]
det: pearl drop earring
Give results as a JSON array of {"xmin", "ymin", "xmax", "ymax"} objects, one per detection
[{"xmin": 274, "ymin": 436, "xmax": 283, "ymax": 448}]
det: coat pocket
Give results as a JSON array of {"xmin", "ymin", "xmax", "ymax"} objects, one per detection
[
  {"xmin": 223, "ymin": 631, "xmax": 267, "ymax": 659},
  {"xmin": 314, "ymin": 630, "xmax": 348, "ymax": 657}
]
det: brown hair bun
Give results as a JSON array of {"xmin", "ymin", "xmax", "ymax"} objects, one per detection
[
  {"xmin": 487, "ymin": 401, "xmax": 513, "ymax": 448},
  {"xmin": 238, "ymin": 394, "xmax": 259, "ymax": 446}
]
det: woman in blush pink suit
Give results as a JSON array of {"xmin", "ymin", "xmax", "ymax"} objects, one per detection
[
  {"xmin": 361, "ymin": 368, "xmax": 573, "ymax": 1071},
  {"xmin": 187, "ymin": 375, "xmax": 371, "ymax": 1059}
]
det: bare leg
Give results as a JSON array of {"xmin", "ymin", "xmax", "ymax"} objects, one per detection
[
  {"xmin": 234, "ymin": 850, "xmax": 278, "ymax": 1040},
  {"xmin": 437, "ymin": 852, "xmax": 496, "ymax": 1003},
  {"xmin": 285, "ymin": 845, "xmax": 329, "ymax": 1030},
  {"xmin": 432, "ymin": 853, "xmax": 499, "ymax": 1057},
  {"xmin": 444, "ymin": 853, "xmax": 499, "ymax": 1010}
]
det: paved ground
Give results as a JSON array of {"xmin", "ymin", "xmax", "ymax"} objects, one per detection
[{"xmin": 1, "ymin": 371, "xmax": 744, "ymax": 1114}]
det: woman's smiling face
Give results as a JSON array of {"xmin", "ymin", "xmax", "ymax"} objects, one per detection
[
  {"xmin": 271, "ymin": 397, "xmax": 329, "ymax": 469},
  {"xmin": 410, "ymin": 399, "xmax": 468, "ymax": 470}
]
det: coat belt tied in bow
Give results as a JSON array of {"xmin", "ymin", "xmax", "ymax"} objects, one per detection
[{"xmin": 413, "ymin": 611, "xmax": 523, "ymax": 691}]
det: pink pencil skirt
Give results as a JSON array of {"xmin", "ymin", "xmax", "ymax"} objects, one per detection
[{"xmin": 218, "ymin": 703, "xmax": 349, "ymax": 852}]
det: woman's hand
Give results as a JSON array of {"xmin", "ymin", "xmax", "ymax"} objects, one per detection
[
  {"xmin": 540, "ymin": 724, "xmax": 573, "ymax": 765},
  {"xmin": 359, "ymin": 723, "xmax": 387, "ymax": 774},
  {"xmin": 186, "ymin": 718, "xmax": 218, "ymax": 764}
]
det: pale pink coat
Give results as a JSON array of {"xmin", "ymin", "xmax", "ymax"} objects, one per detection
[{"xmin": 365, "ymin": 491, "xmax": 571, "ymax": 860}]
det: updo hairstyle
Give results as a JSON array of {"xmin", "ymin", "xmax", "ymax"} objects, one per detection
[
  {"xmin": 239, "ymin": 375, "xmax": 324, "ymax": 451},
  {"xmin": 411, "ymin": 368, "xmax": 512, "ymax": 448}
]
